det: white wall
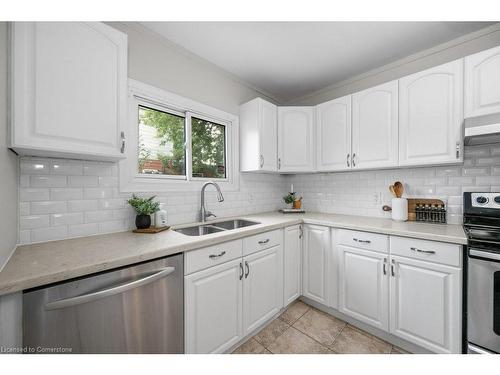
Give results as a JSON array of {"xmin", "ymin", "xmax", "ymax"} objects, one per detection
[
  {"xmin": 289, "ymin": 23, "xmax": 500, "ymax": 105},
  {"xmin": 107, "ymin": 22, "xmax": 277, "ymax": 115},
  {"xmin": 0, "ymin": 22, "xmax": 18, "ymax": 270}
]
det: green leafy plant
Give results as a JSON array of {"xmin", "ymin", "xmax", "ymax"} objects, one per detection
[
  {"xmin": 283, "ymin": 193, "xmax": 296, "ymax": 205},
  {"xmin": 127, "ymin": 194, "xmax": 160, "ymax": 216}
]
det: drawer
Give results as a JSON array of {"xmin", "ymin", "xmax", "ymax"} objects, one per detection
[
  {"xmin": 243, "ymin": 229, "xmax": 282, "ymax": 256},
  {"xmin": 337, "ymin": 229, "xmax": 388, "ymax": 253},
  {"xmin": 185, "ymin": 239, "xmax": 243, "ymax": 275},
  {"xmin": 390, "ymin": 236, "xmax": 461, "ymax": 267}
]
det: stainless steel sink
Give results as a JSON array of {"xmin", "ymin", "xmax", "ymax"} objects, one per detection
[
  {"xmin": 174, "ymin": 219, "xmax": 260, "ymax": 236},
  {"xmin": 211, "ymin": 219, "xmax": 260, "ymax": 230}
]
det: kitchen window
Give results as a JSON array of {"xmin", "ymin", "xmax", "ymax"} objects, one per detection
[{"xmin": 120, "ymin": 79, "xmax": 238, "ymax": 192}]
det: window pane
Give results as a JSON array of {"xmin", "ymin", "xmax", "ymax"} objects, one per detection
[
  {"xmin": 138, "ymin": 105, "xmax": 186, "ymax": 176},
  {"xmin": 191, "ymin": 117, "xmax": 226, "ymax": 179}
]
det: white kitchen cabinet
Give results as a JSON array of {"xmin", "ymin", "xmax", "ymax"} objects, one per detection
[
  {"xmin": 242, "ymin": 245, "xmax": 283, "ymax": 335},
  {"xmin": 283, "ymin": 225, "xmax": 302, "ymax": 306},
  {"xmin": 316, "ymin": 95, "xmax": 352, "ymax": 171},
  {"xmin": 278, "ymin": 107, "xmax": 315, "ymax": 172},
  {"xmin": 185, "ymin": 258, "xmax": 243, "ymax": 354},
  {"xmin": 352, "ymin": 81, "xmax": 399, "ymax": 169},
  {"xmin": 240, "ymin": 98, "xmax": 278, "ymax": 172},
  {"xmin": 390, "ymin": 255, "xmax": 461, "ymax": 354},
  {"xmin": 302, "ymin": 225, "xmax": 330, "ymax": 305},
  {"xmin": 10, "ymin": 22, "xmax": 128, "ymax": 161},
  {"xmin": 338, "ymin": 245, "xmax": 389, "ymax": 331},
  {"xmin": 399, "ymin": 59, "xmax": 464, "ymax": 166},
  {"xmin": 465, "ymin": 45, "xmax": 500, "ymax": 118}
]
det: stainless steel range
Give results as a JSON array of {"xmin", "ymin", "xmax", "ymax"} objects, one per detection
[{"xmin": 464, "ymin": 192, "xmax": 500, "ymax": 354}]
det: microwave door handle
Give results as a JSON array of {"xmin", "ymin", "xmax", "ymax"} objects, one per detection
[
  {"xmin": 469, "ymin": 249, "xmax": 500, "ymax": 263},
  {"xmin": 45, "ymin": 267, "xmax": 176, "ymax": 311}
]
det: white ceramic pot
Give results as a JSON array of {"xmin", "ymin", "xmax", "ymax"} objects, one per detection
[{"xmin": 391, "ymin": 198, "xmax": 408, "ymax": 222}]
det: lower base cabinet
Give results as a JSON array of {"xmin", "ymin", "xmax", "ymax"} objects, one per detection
[
  {"xmin": 283, "ymin": 225, "xmax": 302, "ymax": 306},
  {"xmin": 185, "ymin": 240, "xmax": 283, "ymax": 353},
  {"xmin": 390, "ymin": 255, "xmax": 461, "ymax": 354},
  {"xmin": 338, "ymin": 245, "xmax": 389, "ymax": 331}
]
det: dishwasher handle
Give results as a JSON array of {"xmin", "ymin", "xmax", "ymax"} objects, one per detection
[{"xmin": 45, "ymin": 267, "xmax": 176, "ymax": 311}]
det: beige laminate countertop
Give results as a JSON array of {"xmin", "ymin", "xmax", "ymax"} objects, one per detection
[{"xmin": 0, "ymin": 211, "xmax": 466, "ymax": 296}]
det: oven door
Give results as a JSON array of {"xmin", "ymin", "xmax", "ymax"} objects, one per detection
[{"xmin": 468, "ymin": 248, "xmax": 500, "ymax": 353}]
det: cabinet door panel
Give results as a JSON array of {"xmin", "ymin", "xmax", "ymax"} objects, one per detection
[
  {"xmin": 316, "ymin": 96, "xmax": 352, "ymax": 171},
  {"xmin": 465, "ymin": 45, "xmax": 500, "ymax": 117},
  {"xmin": 11, "ymin": 22, "xmax": 127, "ymax": 160},
  {"xmin": 399, "ymin": 59, "xmax": 463, "ymax": 166},
  {"xmin": 185, "ymin": 259, "xmax": 243, "ymax": 353},
  {"xmin": 352, "ymin": 81, "xmax": 398, "ymax": 169},
  {"xmin": 260, "ymin": 100, "xmax": 278, "ymax": 171},
  {"xmin": 390, "ymin": 255, "xmax": 461, "ymax": 354},
  {"xmin": 278, "ymin": 107, "xmax": 314, "ymax": 172},
  {"xmin": 284, "ymin": 225, "xmax": 302, "ymax": 306},
  {"xmin": 338, "ymin": 245, "xmax": 389, "ymax": 330},
  {"xmin": 302, "ymin": 225, "xmax": 330, "ymax": 305},
  {"xmin": 243, "ymin": 245, "xmax": 283, "ymax": 335}
]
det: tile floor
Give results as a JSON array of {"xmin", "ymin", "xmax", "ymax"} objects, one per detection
[{"xmin": 232, "ymin": 300, "xmax": 409, "ymax": 354}]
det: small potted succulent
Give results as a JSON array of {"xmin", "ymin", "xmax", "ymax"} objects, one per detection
[
  {"xmin": 283, "ymin": 192, "xmax": 303, "ymax": 209},
  {"xmin": 127, "ymin": 194, "xmax": 160, "ymax": 229}
]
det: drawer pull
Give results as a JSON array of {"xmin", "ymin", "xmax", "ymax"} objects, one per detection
[
  {"xmin": 245, "ymin": 261, "xmax": 250, "ymax": 278},
  {"xmin": 383, "ymin": 258, "xmax": 387, "ymax": 275},
  {"xmin": 209, "ymin": 251, "xmax": 226, "ymax": 259},
  {"xmin": 410, "ymin": 247, "xmax": 436, "ymax": 254},
  {"xmin": 391, "ymin": 259, "xmax": 396, "ymax": 277},
  {"xmin": 353, "ymin": 238, "xmax": 371, "ymax": 244},
  {"xmin": 258, "ymin": 239, "xmax": 270, "ymax": 245},
  {"xmin": 239, "ymin": 262, "xmax": 244, "ymax": 280}
]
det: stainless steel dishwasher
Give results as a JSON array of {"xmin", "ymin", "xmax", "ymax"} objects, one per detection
[{"xmin": 23, "ymin": 253, "xmax": 183, "ymax": 354}]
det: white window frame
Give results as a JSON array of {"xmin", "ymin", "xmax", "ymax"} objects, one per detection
[{"xmin": 119, "ymin": 79, "xmax": 239, "ymax": 192}]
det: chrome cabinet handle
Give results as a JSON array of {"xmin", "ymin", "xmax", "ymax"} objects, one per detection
[
  {"xmin": 352, "ymin": 153, "xmax": 356, "ymax": 167},
  {"xmin": 244, "ymin": 261, "xmax": 249, "ymax": 278},
  {"xmin": 347, "ymin": 153, "xmax": 350, "ymax": 167},
  {"xmin": 120, "ymin": 131, "xmax": 126, "ymax": 153},
  {"xmin": 353, "ymin": 238, "xmax": 371, "ymax": 244},
  {"xmin": 260, "ymin": 154, "xmax": 264, "ymax": 168},
  {"xmin": 456, "ymin": 142, "xmax": 460, "ymax": 159},
  {"xmin": 45, "ymin": 267, "xmax": 175, "ymax": 311},
  {"xmin": 278, "ymin": 158, "xmax": 281, "ymax": 170},
  {"xmin": 391, "ymin": 259, "xmax": 395, "ymax": 277},
  {"xmin": 239, "ymin": 262, "xmax": 244, "ymax": 280},
  {"xmin": 209, "ymin": 251, "xmax": 226, "ymax": 259},
  {"xmin": 410, "ymin": 247, "xmax": 436, "ymax": 254},
  {"xmin": 299, "ymin": 225, "xmax": 303, "ymax": 239},
  {"xmin": 258, "ymin": 239, "xmax": 270, "ymax": 245},
  {"xmin": 383, "ymin": 258, "xmax": 387, "ymax": 275}
]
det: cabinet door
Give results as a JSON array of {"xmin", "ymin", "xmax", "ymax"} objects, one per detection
[
  {"xmin": 302, "ymin": 225, "xmax": 330, "ymax": 305},
  {"xmin": 278, "ymin": 107, "xmax": 314, "ymax": 172},
  {"xmin": 260, "ymin": 100, "xmax": 278, "ymax": 171},
  {"xmin": 185, "ymin": 259, "xmax": 243, "ymax": 354},
  {"xmin": 10, "ymin": 22, "xmax": 128, "ymax": 161},
  {"xmin": 283, "ymin": 225, "xmax": 302, "ymax": 306},
  {"xmin": 316, "ymin": 95, "xmax": 352, "ymax": 171},
  {"xmin": 352, "ymin": 81, "xmax": 398, "ymax": 169},
  {"xmin": 338, "ymin": 245, "xmax": 389, "ymax": 330},
  {"xmin": 242, "ymin": 245, "xmax": 283, "ymax": 335},
  {"xmin": 465, "ymin": 45, "xmax": 500, "ymax": 117},
  {"xmin": 399, "ymin": 59, "xmax": 464, "ymax": 166},
  {"xmin": 390, "ymin": 255, "xmax": 461, "ymax": 354}
]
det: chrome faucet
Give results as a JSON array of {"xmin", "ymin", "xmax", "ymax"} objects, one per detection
[{"xmin": 200, "ymin": 181, "xmax": 224, "ymax": 222}]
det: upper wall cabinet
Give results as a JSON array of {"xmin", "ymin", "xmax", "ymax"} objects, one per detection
[
  {"xmin": 352, "ymin": 81, "xmax": 399, "ymax": 169},
  {"xmin": 465, "ymin": 45, "xmax": 500, "ymax": 118},
  {"xmin": 239, "ymin": 98, "xmax": 278, "ymax": 172},
  {"xmin": 316, "ymin": 95, "xmax": 352, "ymax": 172},
  {"xmin": 278, "ymin": 107, "xmax": 315, "ymax": 172},
  {"xmin": 399, "ymin": 59, "xmax": 464, "ymax": 167},
  {"xmin": 10, "ymin": 22, "xmax": 128, "ymax": 161}
]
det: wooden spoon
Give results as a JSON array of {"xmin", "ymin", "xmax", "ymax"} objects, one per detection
[
  {"xmin": 394, "ymin": 181, "xmax": 404, "ymax": 198},
  {"xmin": 389, "ymin": 185, "xmax": 397, "ymax": 198}
]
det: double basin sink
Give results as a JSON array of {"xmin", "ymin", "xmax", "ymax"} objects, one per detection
[{"xmin": 174, "ymin": 219, "xmax": 260, "ymax": 236}]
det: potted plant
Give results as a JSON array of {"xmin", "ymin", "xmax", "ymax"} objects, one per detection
[
  {"xmin": 283, "ymin": 192, "xmax": 296, "ymax": 208},
  {"xmin": 127, "ymin": 194, "xmax": 160, "ymax": 229}
]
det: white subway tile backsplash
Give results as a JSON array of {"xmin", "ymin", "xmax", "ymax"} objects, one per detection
[
  {"xmin": 99, "ymin": 220, "xmax": 129, "ymax": 234},
  {"xmin": 67, "ymin": 200, "xmax": 99, "ymax": 212},
  {"xmin": 20, "ymin": 159, "xmax": 49, "ymax": 174},
  {"xmin": 68, "ymin": 176, "xmax": 99, "ymax": 187},
  {"xmin": 20, "ymin": 215, "xmax": 49, "ymax": 230},
  {"xmin": 19, "ymin": 202, "xmax": 30, "ymax": 216},
  {"xmin": 85, "ymin": 210, "xmax": 114, "ymax": 223},
  {"xmin": 31, "ymin": 226, "xmax": 68, "ymax": 243},
  {"xmin": 30, "ymin": 201, "xmax": 67, "ymax": 215},
  {"xmin": 19, "ymin": 230, "xmax": 31, "ymax": 244},
  {"xmin": 83, "ymin": 162, "xmax": 113, "ymax": 176},
  {"xmin": 68, "ymin": 223, "xmax": 99, "ymax": 237},
  {"xmin": 50, "ymin": 188, "xmax": 83, "ymax": 201},
  {"xmin": 83, "ymin": 188, "xmax": 114, "ymax": 199},
  {"xmin": 50, "ymin": 160, "xmax": 83, "ymax": 175},
  {"xmin": 20, "ymin": 188, "xmax": 49, "ymax": 202},
  {"xmin": 31, "ymin": 175, "xmax": 67, "ymax": 188},
  {"xmin": 20, "ymin": 175, "xmax": 30, "ymax": 188},
  {"xmin": 51, "ymin": 213, "xmax": 84, "ymax": 226}
]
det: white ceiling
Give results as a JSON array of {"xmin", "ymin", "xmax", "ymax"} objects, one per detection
[{"xmin": 140, "ymin": 22, "xmax": 495, "ymax": 103}]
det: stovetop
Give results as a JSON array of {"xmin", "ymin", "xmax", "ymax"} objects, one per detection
[{"xmin": 464, "ymin": 192, "xmax": 500, "ymax": 251}]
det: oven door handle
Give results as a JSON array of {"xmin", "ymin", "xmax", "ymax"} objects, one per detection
[
  {"xmin": 469, "ymin": 249, "xmax": 500, "ymax": 263},
  {"xmin": 45, "ymin": 267, "xmax": 176, "ymax": 311}
]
